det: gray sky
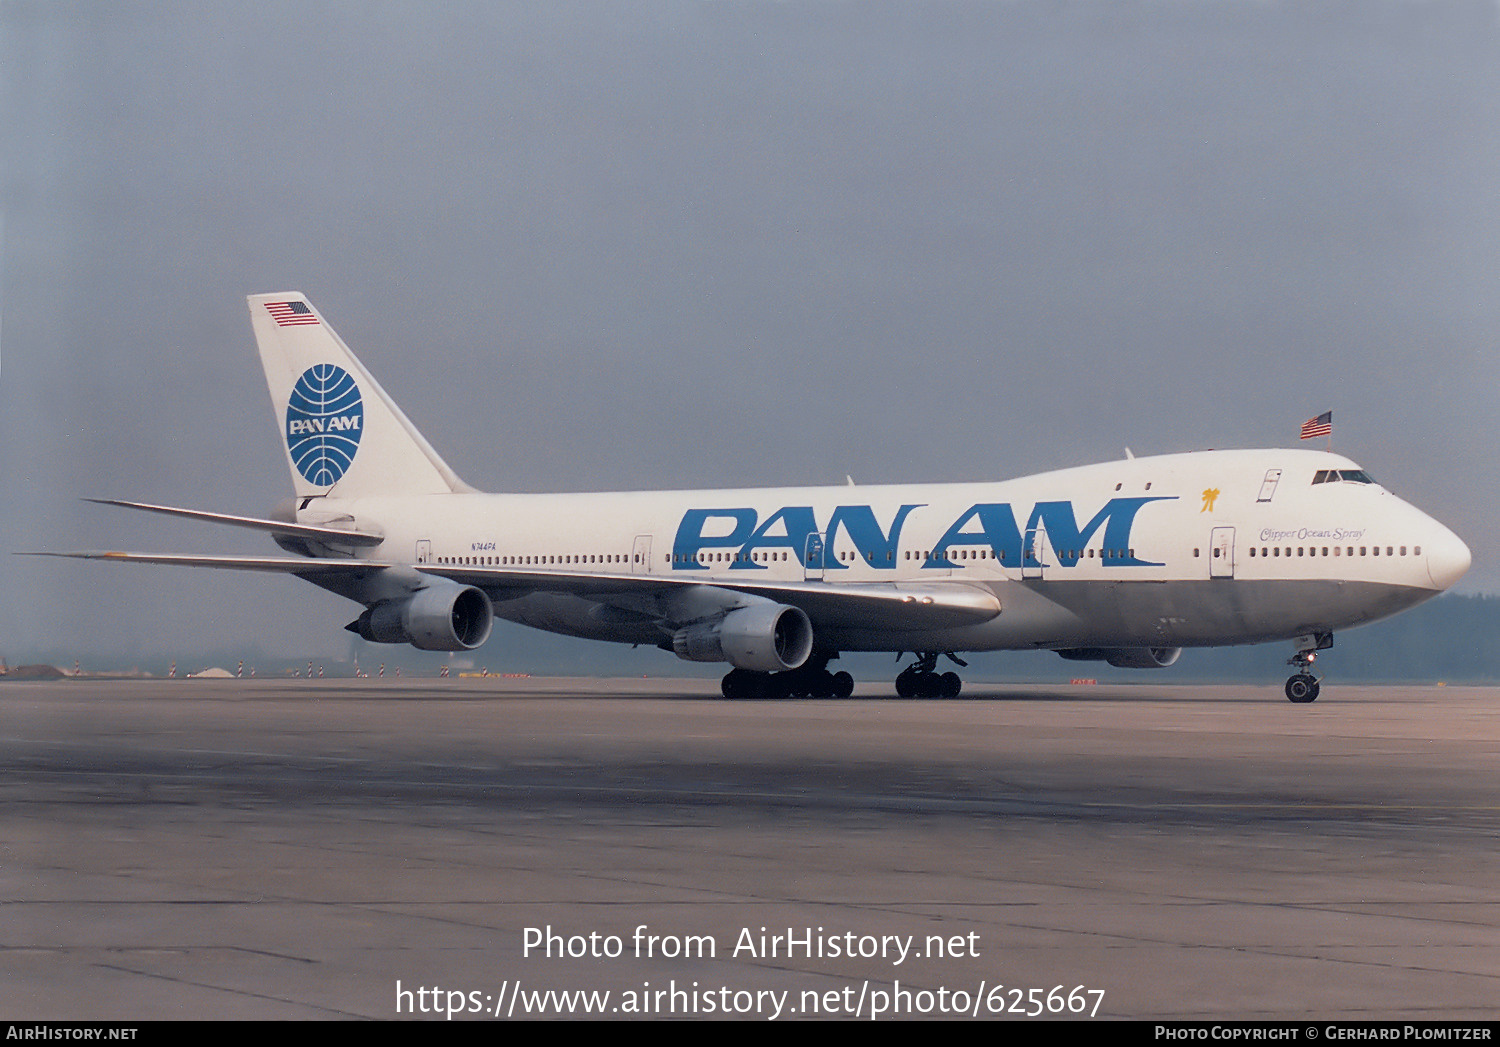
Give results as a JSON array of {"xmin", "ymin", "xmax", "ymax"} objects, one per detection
[{"xmin": 4, "ymin": 0, "xmax": 1497, "ymax": 665}]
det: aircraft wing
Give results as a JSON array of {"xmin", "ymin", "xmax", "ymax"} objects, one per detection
[
  {"xmin": 30, "ymin": 551, "xmax": 1001, "ymax": 631},
  {"xmin": 712, "ymin": 578, "xmax": 999, "ymax": 630},
  {"xmin": 421, "ymin": 561, "xmax": 1002, "ymax": 631}
]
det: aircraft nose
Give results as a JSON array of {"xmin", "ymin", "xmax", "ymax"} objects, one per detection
[{"xmin": 1425, "ymin": 523, "xmax": 1471, "ymax": 591}]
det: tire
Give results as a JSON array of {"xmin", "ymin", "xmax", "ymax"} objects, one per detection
[{"xmin": 1285, "ymin": 674, "xmax": 1318, "ymax": 703}]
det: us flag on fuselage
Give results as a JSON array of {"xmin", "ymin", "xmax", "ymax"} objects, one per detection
[{"xmin": 1300, "ymin": 411, "xmax": 1332, "ymax": 440}]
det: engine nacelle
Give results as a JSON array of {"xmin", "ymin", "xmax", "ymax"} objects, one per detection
[
  {"xmin": 672, "ymin": 604, "xmax": 814, "ymax": 672},
  {"xmin": 1056, "ymin": 646, "xmax": 1182, "ymax": 669},
  {"xmin": 349, "ymin": 581, "xmax": 493, "ymax": 651}
]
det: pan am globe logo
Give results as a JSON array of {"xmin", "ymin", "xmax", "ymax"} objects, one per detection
[{"xmin": 285, "ymin": 364, "xmax": 364, "ymax": 486}]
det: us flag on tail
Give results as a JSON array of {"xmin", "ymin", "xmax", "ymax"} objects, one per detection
[{"xmin": 265, "ymin": 301, "xmax": 320, "ymax": 327}]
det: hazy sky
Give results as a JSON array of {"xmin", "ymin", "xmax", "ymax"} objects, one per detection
[{"xmin": 4, "ymin": 0, "xmax": 1497, "ymax": 666}]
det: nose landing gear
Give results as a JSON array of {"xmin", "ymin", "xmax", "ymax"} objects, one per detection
[{"xmin": 1284, "ymin": 632, "xmax": 1332, "ymax": 703}]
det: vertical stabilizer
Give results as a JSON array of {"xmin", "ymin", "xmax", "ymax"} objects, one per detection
[{"xmin": 248, "ymin": 293, "xmax": 472, "ymax": 498}]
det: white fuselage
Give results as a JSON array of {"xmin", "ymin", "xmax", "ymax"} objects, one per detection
[{"xmin": 303, "ymin": 447, "xmax": 1469, "ymax": 655}]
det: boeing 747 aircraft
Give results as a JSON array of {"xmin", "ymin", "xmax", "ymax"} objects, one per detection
[{"xmin": 44, "ymin": 294, "xmax": 1471, "ymax": 702}]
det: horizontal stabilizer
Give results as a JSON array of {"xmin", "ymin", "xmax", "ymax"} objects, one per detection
[
  {"xmin": 22, "ymin": 550, "xmax": 383, "ymax": 574},
  {"xmin": 85, "ymin": 499, "xmax": 385, "ymax": 547}
]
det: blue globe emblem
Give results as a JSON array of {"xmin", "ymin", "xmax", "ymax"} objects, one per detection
[{"xmin": 285, "ymin": 364, "xmax": 364, "ymax": 486}]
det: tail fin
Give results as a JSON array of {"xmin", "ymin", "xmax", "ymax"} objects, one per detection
[{"xmin": 248, "ymin": 293, "xmax": 473, "ymax": 498}]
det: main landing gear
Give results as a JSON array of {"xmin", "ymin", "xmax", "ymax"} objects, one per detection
[
  {"xmin": 895, "ymin": 652, "xmax": 965, "ymax": 698},
  {"xmin": 718, "ymin": 651, "xmax": 970, "ymax": 699},
  {"xmin": 720, "ymin": 655, "xmax": 854, "ymax": 700},
  {"xmin": 1284, "ymin": 632, "xmax": 1333, "ymax": 704}
]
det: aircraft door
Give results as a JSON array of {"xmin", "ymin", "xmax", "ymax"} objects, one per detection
[
  {"xmin": 1257, "ymin": 469, "xmax": 1282, "ymax": 503},
  {"xmin": 632, "ymin": 534, "xmax": 652, "ymax": 575},
  {"xmin": 803, "ymin": 533, "xmax": 827, "ymax": 581},
  {"xmin": 1210, "ymin": 526, "xmax": 1235, "ymax": 579},
  {"xmin": 1023, "ymin": 524, "xmax": 1046, "ymax": 580},
  {"xmin": 416, "ymin": 539, "xmax": 431, "ymax": 564}
]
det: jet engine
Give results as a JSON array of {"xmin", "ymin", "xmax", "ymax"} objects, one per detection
[
  {"xmin": 672, "ymin": 604, "xmax": 814, "ymax": 672},
  {"xmin": 348, "ymin": 580, "xmax": 493, "ymax": 651},
  {"xmin": 1056, "ymin": 646, "xmax": 1182, "ymax": 669}
]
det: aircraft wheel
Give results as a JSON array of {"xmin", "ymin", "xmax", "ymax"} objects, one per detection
[
  {"xmin": 1285, "ymin": 673, "xmax": 1319, "ymax": 704},
  {"xmin": 939, "ymin": 671, "xmax": 962, "ymax": 698},
  {"xmin": 722, "ymin": 669, "xmax": 765, "ymax": 699},
  {"xmin": 831, "ymin": 671, "xmax": 854, "ymax": 698},
  {"xmin": 895, "ymin": 671, "xmax": 917, "ymax": 698},
  {"xmin": 724, "ymin": 670, "xmax": 780, "ymax": 700}
]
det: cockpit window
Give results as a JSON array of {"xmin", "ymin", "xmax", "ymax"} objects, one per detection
[{"xmin": 1312, "ymin": 469, "xmax": 1377, "ymax": 485}]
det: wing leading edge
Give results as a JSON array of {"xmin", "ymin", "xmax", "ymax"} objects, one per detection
[{"xmin": 28, "ymin": 549, "xmax": 1001, "ymax": 632}]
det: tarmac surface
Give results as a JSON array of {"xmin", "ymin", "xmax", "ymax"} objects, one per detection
[{"xmin": 3, "ymin": 676, "xmax": 1497, "ymax": 1021}]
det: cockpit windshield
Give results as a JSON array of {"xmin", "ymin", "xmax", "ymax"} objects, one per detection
[{"xmin": 1312, "ymin": 469, "xmax": 1376, "ymax": 485}]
